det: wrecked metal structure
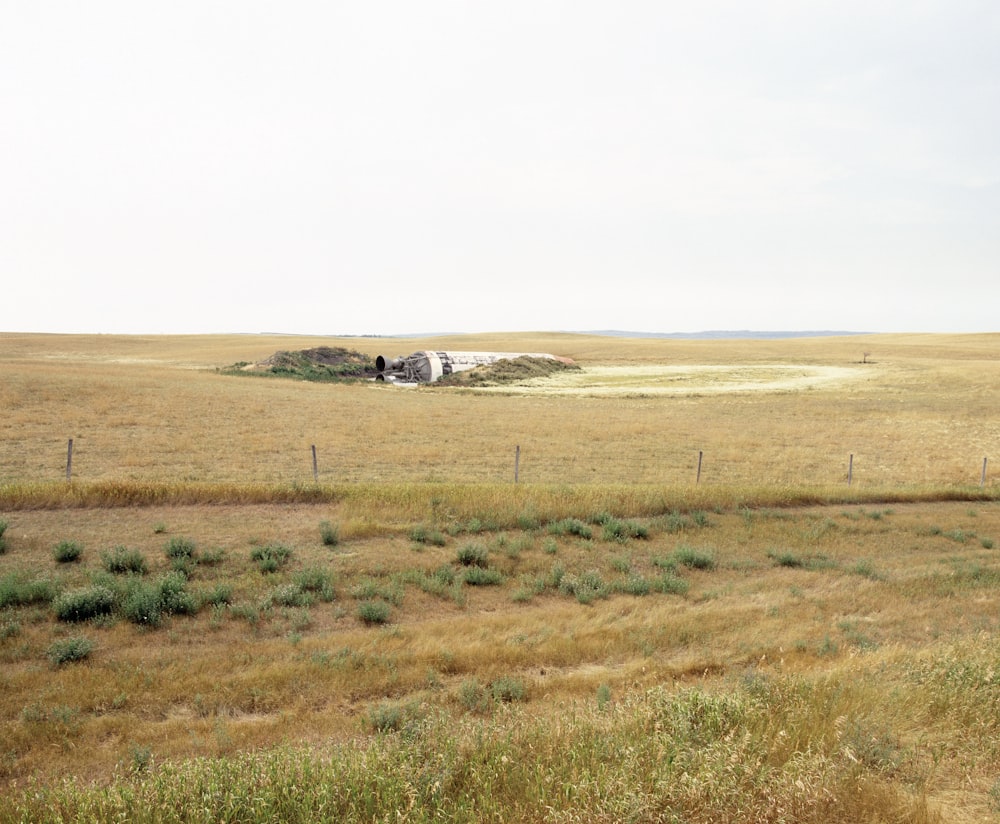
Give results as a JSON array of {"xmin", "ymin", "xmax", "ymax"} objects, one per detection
[{"xmin": 375, "ymin": 351, "xmax": 571, "ymax": 383}]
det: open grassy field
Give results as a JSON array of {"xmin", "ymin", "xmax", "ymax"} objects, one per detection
[{"xmin": 2, "ymin": 331, "xmax": 1000, "ymax": 822}]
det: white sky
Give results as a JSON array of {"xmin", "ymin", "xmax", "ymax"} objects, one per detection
[{"xmin": 2, "ymin": 1, "xmax": 998, "ymax": 336}]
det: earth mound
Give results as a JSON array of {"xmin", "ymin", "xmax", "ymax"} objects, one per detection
[
  {"xmin": 224, "ymin": 347, "xmax": 377, "ymax": 382},
  {"xmin": 434, "ymin": 356, "xmax": 581, "ymax": 387}
]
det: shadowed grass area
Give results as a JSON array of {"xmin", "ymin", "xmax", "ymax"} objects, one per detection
[{"xmin": 2, "ymin": 479, "xmax": 996, "ymax": 517}]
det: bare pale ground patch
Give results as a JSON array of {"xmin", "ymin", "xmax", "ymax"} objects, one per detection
[{"xmin": 470, "ymin": 362, "xmax": 866, "ymax": 396}]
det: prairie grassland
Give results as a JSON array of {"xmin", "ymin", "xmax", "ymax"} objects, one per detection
[
  {"xmin": 2, "ymin": 332, "xmax": 1000, "ymax": 822},
  {"xmin": 2, "ymin": 500, "xmax": 1000, "ymax": 820},
  {"xmin": 2, "ymin": 331, "xmax": 999, "ymax": 486}
]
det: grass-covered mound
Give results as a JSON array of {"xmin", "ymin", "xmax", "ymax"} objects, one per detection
[
  {"xmin": 221, "ymin": 347, "xmax": 377, "ymax": 382},
  {"xmin": 435, "ymin": 356, "xmax": 580, "ymax": 387}
]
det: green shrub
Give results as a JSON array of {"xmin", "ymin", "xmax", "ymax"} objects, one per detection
[
  {"xmin": 491, "ymin": 676, "xmax": 526, "ymax": 703},
  {"xmin": 201, "ymin": 583, "xmax": 233, "ymax": 606},
  {"xmin": 548, "ymin": 518, "xmax": 592, "ymax": 539},
  {"xmin": 0, "ymin": 573, "xmax": 58, "ymax": 608},
  {"xmin": 655, "ymin": 572, "xmax": 690, "ymax": 596},
  {"xmin": 0, "ymin": 617, "xmax": 21, "ymax": 639},
  {"xmin": 410, "ymin": 525, "xmax": 447, "ymax": 546},
  {"xmin": 198, "ymin": 547, "xmax": 226, "ymax": 566},
  {"xmin": 516, "ymin": 511, "xmax": 541, "ymax": 531},
  {"xmin": 767, "ymin": 549, "xmax": 836, "ymax": 571},
  {"xmin": 618, "ymin": 574, "xmax": 652, "ymax": 596},
  {"xmin": 165, "ymin": 537, "xmax": 196, "ymax": 560},
  {"xmin": 169, "ymin": 555, "xmax": 196, "ymax": 577},
  {"xmin": 462, "ymin": 567, "xmax": 503, "ymax": 586},
  {"xmin": 53, "ymin": 540, "xmax": 83, "ymax": 563},
  {"xmin": 268, "ymin": 583, "xmax": 312, "ymax": 608},
  {"xmin": 54, "ymin": 586, "xmax": 116, "ymax": 622},
  {"xmin": 229, "ymin": 602, "xmax": 262, "ymax": 627},
  {"xmin": 673, "ymin": 545, "xmax": 716, "ymax": 571},
  {"xmin": 350, "ymin": 577, "xmax": 404, "ymax": 606},
  {"xmin": 559, "ymin": 570, "xmax": 608, "ymax": 604},
  {"xmin": 850, "ymin": 560, "xmax": 886, "ymax": 581},
  {"xmin": 601, "ymin": 517, "xmax": 649, "ymax": 543},
  {"xmin": 769, "ymin": 550, "xmax": 803, "ymax": 568},
  {"xmin": 399, "ymin": 566, "xmax": 456, "ymax": 599},
  {"xmin": 458, "ymin": 678, "xmax": 491, "ymax": 713},
  {"xmin": 357, "ymin": 600, "xmax": 391, "ymax": 625},
  {"xmin": 157, "ymin": 572, "xmax": 198, "ymax": 615},
  {"xmin": 547, "ymin": 562, "xmax": 566, "ymax": 590},
  {"xmin": 121, "ymin": 582, "xmax": 163, "ymax": 627},
  {"xmin": 293, "ymin": 567, "xmax": 336, "ymax": 602},
  {"xmin": 251, "ymin": 544, "xmax": 292, "ymax": 573},
  {"xmin": 319, "ymin": 520, "xmax": 340, "ymax": 547},
  {"xmin": 366, "ymin": 702, "xmax": 405, "ymax": 732},
  {"xmin": 119, "ymin": 573, "xmax": 197, "ymax": 626},
  {"xmin": 456, "ymin": 543, "xmax": 489, "ymax": 567},
  {"xmin": 47, "ymin": 636, "xmax": 94, "ymax": 665},
  {"xmin": 0, "ymin": 518, "xmax": 7, "ymax": 553},
  {"xmin": 101, "ymin": 546, "xmax": 147, "ymax": 575}
]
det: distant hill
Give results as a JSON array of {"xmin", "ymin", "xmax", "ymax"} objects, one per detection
[{"xmin": 582, "ymin": 330, "xmax": 871, "ymax": 340}]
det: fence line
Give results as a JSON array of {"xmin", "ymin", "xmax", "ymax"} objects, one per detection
[{"xmin": 46, "ymin": 440, "xmax": 992, "ymax": 489}]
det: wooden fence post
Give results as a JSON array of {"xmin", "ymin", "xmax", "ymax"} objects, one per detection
[
  {"xmin": 848, "ymin": 453, "xmax": 853, "ymax": 487},
  {"xmin": 66, "ymin": 438, "xmax": 74, "ymax": 482},
  {"xmin": 696, "ymin": 450, "xmax": 703, "ymax": 484},
  {"xmin": 514, "ymin": 445, "xmax": 520, "ymax": 484},
  {"xmin": 981, "ymin": 457, "xmax": 988, "ymax": 488},
  {"xmin": 311, "ymin": 445, "xmax": 318, "ymax": 482}
]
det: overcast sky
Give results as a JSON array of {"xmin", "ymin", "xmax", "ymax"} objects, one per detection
[{"xmin": 2, "ymin": 1, "xmax": 998, "ymax": 336}]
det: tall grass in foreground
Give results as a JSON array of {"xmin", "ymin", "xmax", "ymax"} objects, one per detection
[{"xmin": 3, "ymin": 681, "xmax": 934, "ymax": 824}]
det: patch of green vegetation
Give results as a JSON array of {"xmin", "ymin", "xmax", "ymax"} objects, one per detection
[
  {"xmin": 657, "ymin": 510, "xmax": 711, "ymax": 533},
  {"xmin": 767, "ymin": 549, "xmax": 838, "ymax": 571},
  {"xmin": 490, "ymin": 676, "xmax": 526, "ymax": 703},
  {"xmin": 319, "ymin": 520, "xmax": 340, "ymax": 547},
  {"xmin": 462, "ymin": 567, "xmax": 503, "ymax": 586},
  {"xmin": 53, "ymin": 586, "xmax": 116, "ymax": 622},
  {"xmin": 410, "ymin": 525, "xmax": 447, "ymax": 546},
  {"xmin": 251, "ymin": 544, "xmax": 292, "ymax": 573},
  {"xmin": 0, "ymin": 573, "xmax": 58, "ymax": 608},
  {"xmin": 357, "ymin": 600, "xmax": 391, "ymax": 625},
  {"xmin": 220, "ymin": 347, "xmax": 376, "ymax": 383},
  {"xmin": 456, "ymin": 543, "xmax": 489, "ymax": 567},
  {"xmin": 672, "ymin": 545, "xmax": 716, "ymax": 571},
  {"xmin": 101, "ymin": 546, "xmax": 147, "ymax": 575},
  {"xmin": 46, "ymin": 636, "xmax": 94, "ymax": 666},
  {"xmin": 547, "ymin": 518, "xmax": 592, "ymax": 539},
  {"xmin": 293, "ymin": 567, "xmax": 336, "ymax": 602},
  {"xmin": 53, "ymin": 541, "xmax": 83, "ymax": 563},
  {"xmin": 558, "ymin": 570, "xmax": 608, "ymax": 604},
  {"xmin": 597, "ymin": 514, "xmax": 649, "ymax": 543},
  {"xmin": 350, "ymin": 578, "xmax": 403, "ymax": 606},
  {"xmin": 165, "ymin": 537, "xmax": 197, "ymax": 560}
]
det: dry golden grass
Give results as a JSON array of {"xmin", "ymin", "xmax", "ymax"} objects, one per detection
[
  {"xmin": 2, "ymin": 332, "xmax": 1000, "ymax": 820},
  {"xmin": 3, "ymin": 331, "xmax": 999, "ymax": 487}
]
